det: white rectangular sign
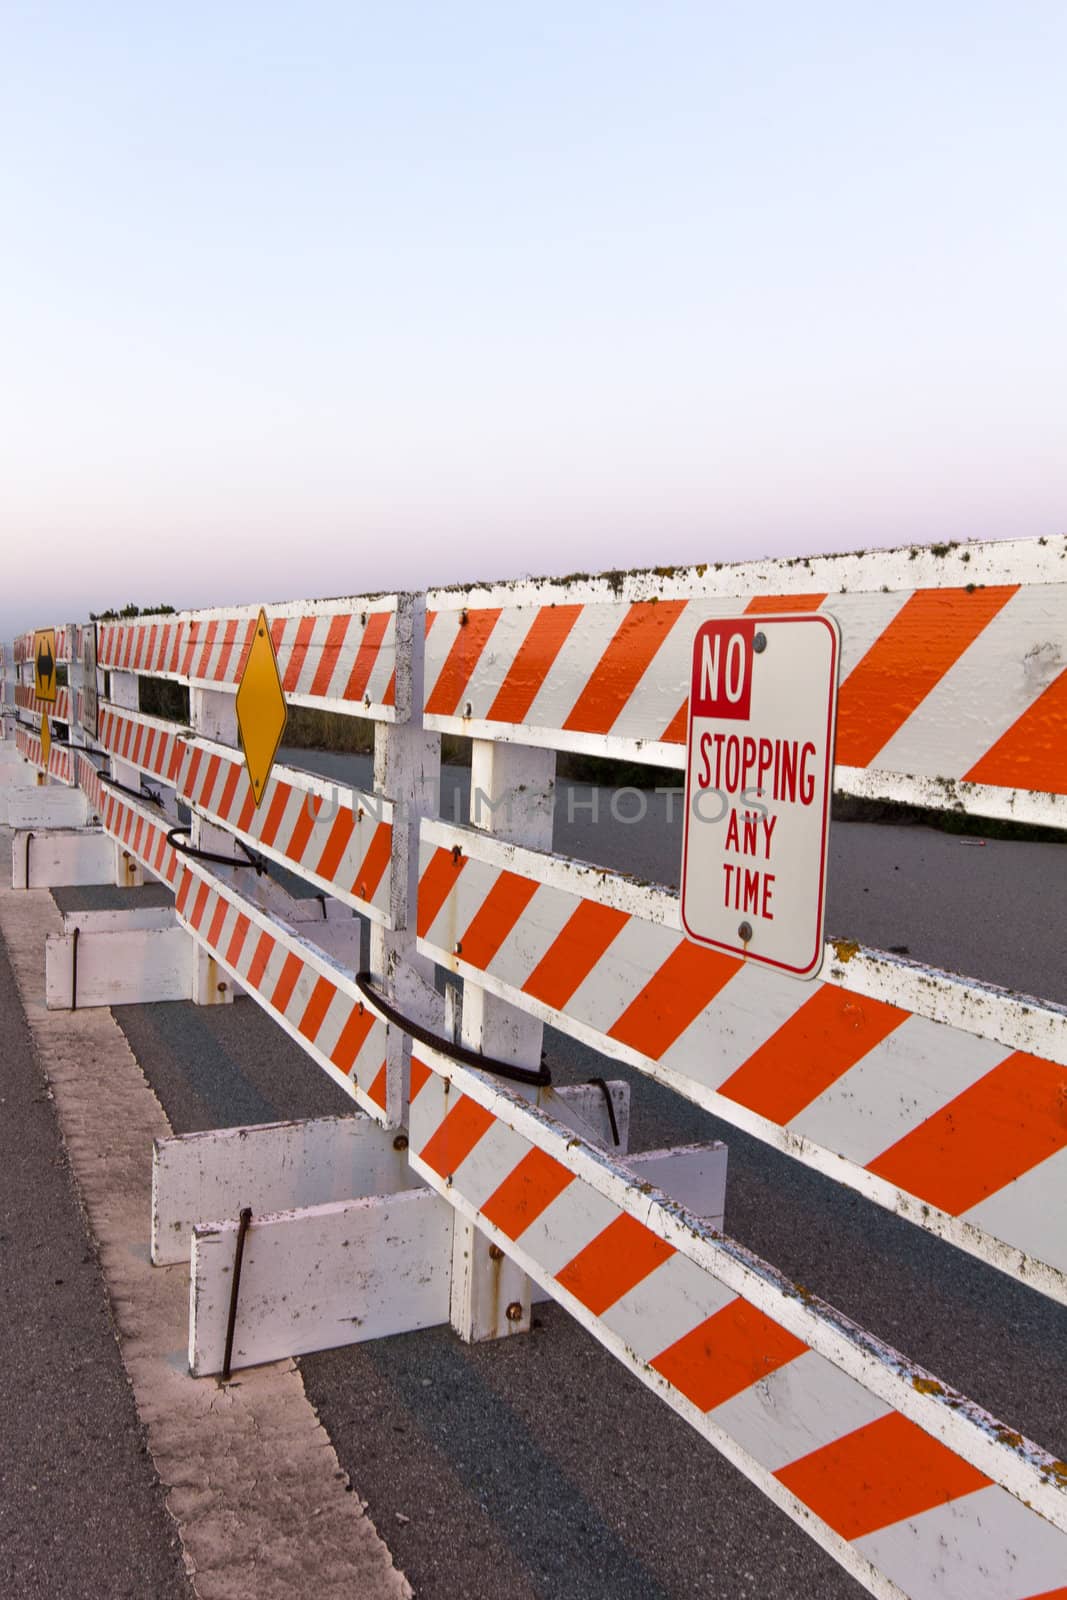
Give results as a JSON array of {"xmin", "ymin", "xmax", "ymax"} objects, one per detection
[{"xmin": 680, "ymin": 614, "xmax": 840, "ymax": 979}]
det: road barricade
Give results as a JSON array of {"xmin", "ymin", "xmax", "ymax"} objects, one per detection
[{"xmin": 6, "ymin": 534, "xmax": 1066, "ymax": 1599}]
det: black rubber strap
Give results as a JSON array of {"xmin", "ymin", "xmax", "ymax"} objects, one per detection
[
  {"xmin": 100, "ymin": 772, "xmax": 164, "ymax": 807},
  {"xmin": 354, "ymin": 972, "xmax": 551, "ymax": 1089},
  {"xmin": 167, "ymin": 827, "xmax": 266, "ymax": 873}
]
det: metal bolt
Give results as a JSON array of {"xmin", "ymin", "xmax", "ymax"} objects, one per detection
[
  {"xmin": 488, "ymin": 1244, "xmax": 504, "ymax": 1261},
  {"xmin": 454, "ymin": 940, "xmax": 463, "ymax": 955},
  {"xmin": 393, "ymin": 1133, "xmax": 409, "ymax": 1152},
  {"xmin": 505, "ymin": 1301, "xmax": 523, "ymax": 1322},
  {"xmin": 753, "ymin": 632, "xmax": 767, "ymax": 654},
  {"xmin": 217, "ymin": 981, "xmax": 228, "ymax": 994},
  {"xmin": 258, "ymin": 627, "xmax": 265, "ymax": 638},
  {"xmin": 738, "ymin": 921, "xmax": 753, "ymax": 942}
]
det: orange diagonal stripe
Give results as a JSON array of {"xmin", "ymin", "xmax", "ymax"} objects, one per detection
[
  {"xmin": 282, "ymin": 615, "xmax": 316, "ymax": 692},
  {"xmin": 480, "ymin": 1146, "xmax": 574, "ymax": 1240},
  {"xmin": 270, "ymin": 951, "xmax": 304, "ymax": 1014},
  {"xmin": 298, "ymin": 976, "xmax": 337, "ymax": 1043},
  {"xmin": 651, "ymin": 1297, "xmax": 807, "ymax": 1412},
  {"xmin": 417, "ymin": 846, "xmax": 467, "ymax": 939},
  {"xmin": 555, "ymin": 1213, "xmax": 676, "ymax": 1315},
  {"xmin": 965, "ymin": 664, "xmax": 1067, "ymax": 796},
  {"xmin": 206, "ymin": 895, "xmax": 229, "ymax": 950},
  {"xmin": 310, "ymin": 613, "xmax": 352, "ymax": 699},
  {"xmin": 418, "ymin": 1096, "xmax": 495, "ymax": 1178},
  {"xmin": 744, "ymin": 594, "xmax": 827, "ymax": 613},
  {"xmin": 523, "ymin": 900, "xmax": 629, "ymax": 1009},
  {"xmin": 425, "ymin": 609, "xmax": 502, "ymax": 717},
  {"xmin": 775, "ymin": 1410, "xmax": 990, "ymax": 1541},
  {"xmin": 867, "ymin": 1050, "xmax": 1067, "ymax": 1215},
  {"xmin": 458, "ymin": 871, "xmax": 540, "ymax": 970},
  {"xmin": 331, "ymin": 1003, "xmax": 376, "ymax": 1075},
  {"xmin": 314, "ymin": 808, "xmax": 356, "ymax": 884},
  {"xmin": 717, "ymin": 985, "xmax": 907, "ymax": 1125},
  {"xmin": 284, "ymin": 788, "xmax": 319, "ymax": 866},
  {"xmin": 343, "ymin": 610, "xmax": 390, "ymax": 703},
  {"xmin": 835, "ymin": 586, "xmax": 1018, "ymax": 768},
  {"xmin": 246, "ymin": 931, "xmax": 275, "ymax": 990},
  {"xmin": 609, "ymin": 940, "xmax": 740, "ymax": 1060},
  {"xmin": 410, "ymin": 1056, "xmax": 433, "ymax": 1099},
  {"xmin": 258, "ymin": 781, "xmax": 293, "ymax": 849},
  {"xmin": 352, "ymin": 821, "xmax": 392, "ymax": 903},
  {"xmin": 486, "ymin": 605, "xmax": 583, "ymax": 724},
  {"xmin": 563, "ymin": 600, "xmax": 688, "ymax": 735}
]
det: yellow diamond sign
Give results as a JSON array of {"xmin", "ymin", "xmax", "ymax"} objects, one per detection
[
  {"xmin": 40, "ymin": 712, "xmax": 51, "ymax": 770},
  {"xmin": 34, "ymin": 628, "xmax": 58, "ymax": 702},
  {"xmin": 235, "ymin": 609, "xmax": 287, "ymax": 808}
]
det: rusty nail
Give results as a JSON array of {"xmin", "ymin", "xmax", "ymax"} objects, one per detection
[
  {"xmin": 357, "ymin": 1001, "xmax": 365, "ymax": 1016},
  {"xmin": 393, "ymin": 1133, "xmax": 409, "ymax": 1152},
  {"xmin": 488, "ymin": 1244, "xmax": 504, "ymax": 1261},
  {"xmin": 505, "ymin": 1301, "xmax": 523, "ymax": 1322},
  {"xmin": 451, "ymin": 844, "xmax": 462, "ymax": 864},
  {"xmin": 459, "ymin": 609, "xmax": 469, "ymax": 627},
  {"xmin": 464, "ymin": 701, "xmax": 472, "ymax": 717}
]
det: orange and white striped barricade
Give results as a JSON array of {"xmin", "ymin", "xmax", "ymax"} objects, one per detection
[
  {"xmin": 76, "ymin": 597, "xmax": 636, "ymax": 1369},
  {"xmin": 422, "ymin": 536, "xmax": 1065, "ymax": 830},
  {"xmin": 416, "ymin": 819, "xmax": 1067, "ymax": 1304},
  {"xmin": 59, "ymin": 597, "xmax": 459, "ymax": 1367},
  {"xmin": 407, "ymin": 1045, "xmax": 1067, "ymax": 1600},
  {"xmin": 407, "ymin": 534, "xmax": 1067, "ymax": 1596},
  {"xmin": 6, "ymin": 620, "xmax": 100, "ymax": 858}
]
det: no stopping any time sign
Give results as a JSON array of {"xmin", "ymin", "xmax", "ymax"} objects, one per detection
[{"xmin": 679, "ymin": 614, "xmax": 841, "ymax": 980}]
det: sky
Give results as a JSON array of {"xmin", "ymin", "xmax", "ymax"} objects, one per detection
[{"xmin": 2, "ymin": 2, "xmax": 1064, "ymax": 642}]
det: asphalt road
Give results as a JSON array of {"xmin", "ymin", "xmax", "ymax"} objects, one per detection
[
  {"xmin": 0, "ymin": 902, "xmax": 191, "ymax": 1599},
  {"xmin": 91, "ymin": 773, "xmax": 1067, "ymax": 1600}
]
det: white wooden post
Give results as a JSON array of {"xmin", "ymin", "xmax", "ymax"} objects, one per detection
[
  {"xmin": 451, "ymin": 738, "xmax": 557, "ymax": 1343},
  {"xmin": 106, "ymin": 668, "xmax": 147, "ymax": 887},
  {"xmin": 371, "ymin": 593, "xmax": 443, "ymax": 1120}
]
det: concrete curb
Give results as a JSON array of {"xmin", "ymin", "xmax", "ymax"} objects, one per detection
[{"xmin": 0, "ymin": 867, "xmax": 412, "ymax": 1600}]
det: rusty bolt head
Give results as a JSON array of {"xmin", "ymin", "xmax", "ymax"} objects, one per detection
[
  {"xmin": 738, "ymin": 921, "xmax": 753, "ymax": 942},
  {"xmin": 505, "ymin": 1301, "xmax": 523, "ymax": 1322},
  {"xmin": 393, "ymin": 1133, "xmax": 409, "ymax": 1152},
  {"xmin": 488, "ymin": 1244, "xmax": 504, "ymax": 1261},
  {"xmin": 217, "ymin": 981, "xmax": 228, "ymax": 994},
  {"xmin": 753, "ymin": 631, "xmax": 768, "ymax": 654}
]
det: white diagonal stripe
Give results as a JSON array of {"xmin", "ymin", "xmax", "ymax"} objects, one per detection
[
  {"xmin": 789, "ymin": 1015, "xmax": 1011, "ymax": 1168},
  {"xmin": 707, "ymin": 1348, "xmax": 888, "ymax": 1473},
  {"xmin": 855, "ymin": 1483, "xmax": 1067, "ymax": 1600}
]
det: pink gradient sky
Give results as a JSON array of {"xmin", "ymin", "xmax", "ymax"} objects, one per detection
[{"xmin": 2, "ymin": 2, "xmax": 1064, "ymax": 642}]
